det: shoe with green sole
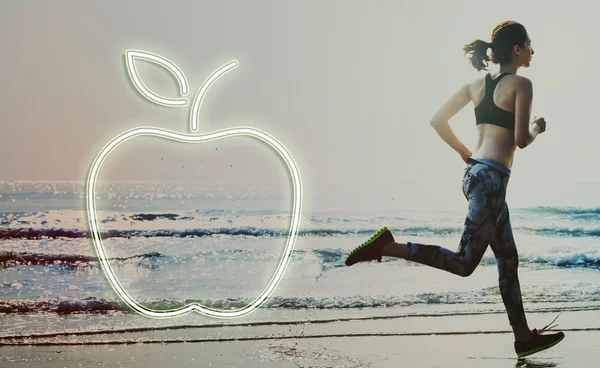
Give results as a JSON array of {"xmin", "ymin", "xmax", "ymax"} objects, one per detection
[{"xmin": 345, "ymin": 227, "xmax": 394, "ymax": 266}]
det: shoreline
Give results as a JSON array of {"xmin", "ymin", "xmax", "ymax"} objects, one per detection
[{"xmin": 2, "ymin": 309, "xmax": 599, "ymax": 367}]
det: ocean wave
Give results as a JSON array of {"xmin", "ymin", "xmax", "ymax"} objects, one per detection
[
  {"xmin": 3, "ymin": 224, "xmax": 600, "ymax": 240},
  {"xmin": 130, "ymin": 213, "xmax": 193, "ymax": 221},
  {"xmin": 521, "ymin": 206, "xmax": 600, "ymax": 215},
  {"xmin": 519, "ymin": 206, "xmax": 600, "ymax": 222},
  {"xmin": 0, "ymin": 251, "xmax": 163, "ymax": 268},
  {"xmin": 0, "ymin": 228, "xmax": 282, "ymax": 240},
  {"xmin": 2, "ymin": 289, "xmax": 599, "ymax": 315},
  {"xmin": 0, "ymin": 249, "xmax": 288, "ymax": 270},
  {"xmin": 2, "ymin": 247, "xmax": 599, "ymax": 271},
  {"xmin": 0, "ymin": 226, "xmax": 460, "ymax": 240},
  {"xmin": 519, "ymin": 227, "xmax": 600, "ymax": 237}
]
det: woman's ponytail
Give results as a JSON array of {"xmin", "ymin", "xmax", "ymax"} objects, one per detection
[{"xmin": 463, "ymin": 39, "xmax": 491, "ymax": 71}]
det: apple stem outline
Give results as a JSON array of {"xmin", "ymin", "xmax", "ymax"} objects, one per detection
[{"xmin": 190, "ymin": 60, "xmax": 239, "ymax": 132}]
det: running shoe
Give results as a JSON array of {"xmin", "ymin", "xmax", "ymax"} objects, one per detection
[
  {"xmin": 345, "ymin": 227, "xmax": 394, "ymax": 266},
  {"xmin": 514, "ymin": 314, "xmax": 565, "ymax": 358}
]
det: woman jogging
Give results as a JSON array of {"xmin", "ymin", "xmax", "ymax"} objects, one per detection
[{"xmin": 344, "ymin": 20, "xmax": 565, "ymax": 359}]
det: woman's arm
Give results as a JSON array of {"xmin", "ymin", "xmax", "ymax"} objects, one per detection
[
  {"xmin": 430, "ymin": 121, "xmax": 472, "ymax": 161},
  {"xmin": 514, "ymin": 77, "xmax": 545, "ymax": 149},
  {"xmin": 429, "ymin": 83, "xmax": 473, "ymax": 162}
]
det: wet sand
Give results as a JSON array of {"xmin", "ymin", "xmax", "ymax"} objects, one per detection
[{"xmin": 1, "ymin": 309, "xmax": 599, "ymax": 367}]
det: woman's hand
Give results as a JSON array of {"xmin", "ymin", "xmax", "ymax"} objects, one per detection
[
  {"xmin": 532, "ymin": 116, "xmax": 546, "ymax": 134},
  {"xmin": 460, "ymin": 148, "xmax": 472, "ymax": 163}
]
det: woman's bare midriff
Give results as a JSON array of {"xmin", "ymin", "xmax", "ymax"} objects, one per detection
[
  {"xmin": 470, "ymin": 124, "xmax": 516, "ymax": 169},
  {"xmin": 469, "ymin": 73, "xmax": 521, "ymax": 170}
]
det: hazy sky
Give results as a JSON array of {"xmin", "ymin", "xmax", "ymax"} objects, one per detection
[{"xmin": 1, "ymin": 1, "xmax": 598, "ymax": 211}]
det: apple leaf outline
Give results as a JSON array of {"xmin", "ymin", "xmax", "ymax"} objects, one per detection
[
  {"xmin": 189, "ymin": 60, "xmax": 239, "ymax": 132},
  {"xmin": 125, "ymin": 49, "xmax": 189, "ymax": 107}
]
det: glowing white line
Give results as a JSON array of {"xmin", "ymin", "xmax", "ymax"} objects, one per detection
[
  {"xmin": 86, "ymin": 126, "xmax": 303, "ymax": 319},
  {"xmin": 190, "ymin": 60, "xmax": 239, "ymax": 132},
  {"xmin": 88, "ymin": 51, "xmax": 303, "ymax": 319},
  {"xmin": 125, "ymin": 50, "xmax": 189, "ymax": 106}
]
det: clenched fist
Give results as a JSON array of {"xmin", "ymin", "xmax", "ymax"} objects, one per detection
[{"xmin": 532, "ymin": 116, "xmax": 546, "ymax": 134}]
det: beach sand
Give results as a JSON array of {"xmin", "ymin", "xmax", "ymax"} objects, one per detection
[{"xmin": 1, "ymin": 309, "xmax": 599, "ymax": 367}]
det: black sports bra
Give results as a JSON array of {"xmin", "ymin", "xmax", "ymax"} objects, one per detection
[{"xmin": 474, "ymin": 73, "xmax": 515, "ymax": 130}]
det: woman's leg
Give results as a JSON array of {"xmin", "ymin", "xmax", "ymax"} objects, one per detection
[
  {"xmin": 384, "ymin": 164, "xmax": 505, "ymax": 277},
  {"xmin": 381, "ymin": 165, "xmax": 532, "ymax": 340},
  {"xmin": 382, "ymin": 202, "xmax": 533, "ymax": 341},
  {"xmin": 490, "ymin": 201, "xmax": 531, "ymax": 341}
]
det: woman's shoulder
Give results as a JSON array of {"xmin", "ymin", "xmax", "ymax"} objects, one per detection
[
  {"xmin": 505, "ymin": 75, "xmax": 533, "ymax": 94},
  {"xmin": 467, "ymin": 74, "xmax": 488, "ymax": 96},
  {"xmin": 498, "ymin": 73, "xmax": 532, "ymax": 88}
]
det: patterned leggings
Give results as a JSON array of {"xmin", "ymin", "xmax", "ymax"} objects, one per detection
[{"xmin": 406, "ymin": 158, "xmax": 527, "ymax": 326}]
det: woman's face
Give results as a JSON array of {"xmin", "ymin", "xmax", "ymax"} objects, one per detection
[{"xmin": 519, "ymin": 38, "xmax": 534, "ymax": 67}]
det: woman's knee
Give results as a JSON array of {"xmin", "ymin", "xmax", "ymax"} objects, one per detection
[
  {"xmin": 458, "ymin": 261, "xmax": 478, "ymax": 277},
  {"xmin": 455, "ymin": 243, "xmax": 487, "ymax": 277},
  {"xmin": 454, "ymin": 257, "xmax": 479, "ymax": 277}
]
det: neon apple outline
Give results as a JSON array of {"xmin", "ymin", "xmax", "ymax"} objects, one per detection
[{"xmin": 86, "ymin": 50, "xmax": 303, "ymax": 319}]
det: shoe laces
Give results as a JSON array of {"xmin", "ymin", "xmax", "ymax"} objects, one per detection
[{"xmin": 534, "ymin": 313, "xmax": 561, "ymax": 335}]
